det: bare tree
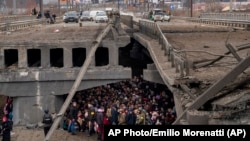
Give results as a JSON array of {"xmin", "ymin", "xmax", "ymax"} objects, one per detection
[{"xmin": 204, "ymin": 0, "xmax": 222, "ymax": 12}]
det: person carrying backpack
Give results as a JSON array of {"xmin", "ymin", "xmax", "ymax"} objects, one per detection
[{"xmin": 42, "ymin": 109, "xmax": 53, "ymax": 136}]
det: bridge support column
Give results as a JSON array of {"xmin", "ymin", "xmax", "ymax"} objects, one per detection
[
  {"xmin": 18, "ymin": 47, "xmax": 27, "ymax": 68},
  {"xmin": 109, "ymin": 43, "xmax": 118, "ymax": 66},
  {"xmin": 41, "ymin": 48, "xmax": 50, "ymax": 68},
  {"xmin": 86, "ymin": 47, "xmax": 95, "ymax": 66},
  {"xmin": 143, "ymin": 64, "xmax": 164, "ymax": 84},
  {"xmin": 0, "ymin": 48, "xmax": 4, "ymax": 69},
  {"xmin": 64, "ymin": 48, "xmax": 72, "ymax": 68},
  {"xmin": 13, "ymin": 94, "xmax": 64, "ymax": 125}
]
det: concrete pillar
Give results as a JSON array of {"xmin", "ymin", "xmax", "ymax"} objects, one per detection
[
  {"xmin": 109, "ymin": 43, "xmax": 118, "ymax": 66},
  {"xmin": 0, "ymin": 48, "xmax": 4, "ymax": 69},
  {"xmin": 18, "ymin": 47, "xmax": 27, "ymax": 68},
  {"xmin": 13, "ymin": 94, "xmax": 56, "ymax": 125},
  {"xmin": 86, "ymin": 47, "xmax": 95, "ymax": 66},
  {"xmin": 41, "ymin": 48, "xmax": 50, "ymax": 68},
  {"xmin": 63, "ymin": 47, "xmax": 72, "ymax": 68}
]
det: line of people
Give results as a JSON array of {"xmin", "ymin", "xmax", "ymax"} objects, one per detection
[
  {"xmin": 1, "ymin": 97, "xmax": 13, "ymax": 141},
  {"xmin": 62, "ymin": 75, "xmax": 176, "ymax": 141}
]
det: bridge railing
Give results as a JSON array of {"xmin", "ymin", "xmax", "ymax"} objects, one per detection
[
  {"xmin": 139, "ymin": 19, "xmax": 190, "ymax": 77},
  {"xmin": 0, "ymin": 15, "xmax": 36, "ymax": 23},
  {"xmin": 120, "ymin": 15, "xmax": 133, "ymax": 28},
  {"xmin": 187, "ymin": 17, "xmax": 250, "ymax": 30},
  {"xmin": 0, "ymin": 19, "xmax": 46, "ymax": 31},
  {"xmin": 200, "ymin": 13, "xmax": 250, "ymax": 22}
]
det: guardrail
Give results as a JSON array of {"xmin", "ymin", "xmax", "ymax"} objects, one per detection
[
  {"xmin": 171, "ymin": 15, "xmax": 250, "ymax": 30},
  {"xmin": 120, "ymin": 14, "xmax": 140, "ymax": 27},
  {"xmin": 0, "ymin": 19, "xmax": 46, "ymax": 31},
  {"xmin": 0, "ymin": 15, "xmax": 36, "ymax": 23},
  {"xmin": 187, "ymin": 17, "xmax": 250, "ymax": 30},
  {"xmin": 138, "ymin": 19, "xmax": 190, "ymax": 77},
  {"xmin": 120, "ymin": 15, "xmax": 133, "ymax": 28},
  {"xmin": 200, "ymin": 13, "xmax": 250, "ymax": 21}
]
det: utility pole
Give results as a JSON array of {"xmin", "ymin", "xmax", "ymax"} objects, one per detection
[
  {"xmin": 13, "ymin": 0, "xmax": 16, "ymax": 14},
  {"xmin": 229, "ymin": 0, "xmax": 233, "ymax": 12},
  {"xmin": 190, "ymin": 0, "xmax": 193, "ymax": 17},
  {"xmin": 58, "ymin": 0, "xmax": 61, "ymax": 16},
  {"xmin": 40, "ymin": 0, "xmax": 43, "ymax": 17},
  {"xmin": 162, "ymin": 0, "xmax": 164, "ymax": 11},
  {"xmin": 66, "ymin": 0, "xmax": 69, "ymax": 11},
  {"xmin": 147, "ymin": 0, "xmax": 149, "ymax": 12},
  {"xmin": 118, "ymin": 0, "xmax": 120, "ymax": 11}
]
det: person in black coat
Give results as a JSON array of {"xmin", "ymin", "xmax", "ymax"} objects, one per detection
[
  {"xmin": 1, "ymin": 116, "xmax": 11, "ymax": 141},
  {"xmin": 42, "ymin": 109, "xmax": 53, "ymax": 136}
]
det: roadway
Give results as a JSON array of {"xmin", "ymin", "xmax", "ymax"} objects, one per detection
[{"xmin": 0, "ymin": 21, "xmax": 109, "ymax": 43}]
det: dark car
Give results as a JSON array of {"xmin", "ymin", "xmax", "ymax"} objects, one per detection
[{"xmin": 63, "ymin": 11, "xmax": 79, "ymax": 23}]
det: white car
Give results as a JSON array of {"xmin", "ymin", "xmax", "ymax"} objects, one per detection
[
  {"xmin": 80, "ymin": 11, "xmax": 90, "ymax": 21},
  {"xmin": 153, "ymin": 12, "xmax": 171, "ymax": 22},
  {"xmin": 89, "ymin": 10, "xmax": 103, "ymax": 21},
  {"xmin": 94, "ymin": 11, "xmax": 108, "ymax": 23}
]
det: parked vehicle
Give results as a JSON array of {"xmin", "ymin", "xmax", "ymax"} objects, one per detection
[
  {"xmin": 80, "ymin": 11, "xmax": 90, "ymax": 21},
  {"xmin": 63, "ymin": 11, "xmax": 79, "ymax": 23},
  {"xmin": 142, "ymin": 12, "xmax": 149, "ymax": 19},
  {"xmin": 153, "ymin": 12, "xmax": 170, "ymax": 22},
  {"xmin": 89, "ymin": 10, "xmax": 103, "ymax": 21},
  {"xmin": 94, "ymin": 11, "xmax": 108, "ymax": 23},
  {"xmin": 151, "ymin": 8, "xmax": 165, "ymax": 20}
]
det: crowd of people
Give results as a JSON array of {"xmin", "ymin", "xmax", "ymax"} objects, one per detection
[
  {"xmin": 1, "ymin": 97, "xmax": 13, "ymax": 141},
  {"xmin": 62, "ymin": 75, "xmax": 176, "ymax": 141},
  {"xmin": 0, "ymin": 76, "xmax": 176, "ymax": 141}
]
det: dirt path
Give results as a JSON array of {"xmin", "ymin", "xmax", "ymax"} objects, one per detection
[{"xmin": 11, "ymin": 126, "xmax": 97, "ymax": 141}]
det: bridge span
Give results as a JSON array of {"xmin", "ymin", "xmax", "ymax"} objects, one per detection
[{"xmin": 0, "ymin": 19, "xmax": 132, "ymax": 124}]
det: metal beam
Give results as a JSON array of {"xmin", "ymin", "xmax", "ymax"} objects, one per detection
[
  {"xmin": 226, "ymin": 43, "xmax": 242, "ymax": 62},
  {"xmin": 173, "ymin": 56, "xmax": 250, "ymax": 124},
  {"xmin": 44, "ymin": 24, "xmax": 112, "ymax": 141}
]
